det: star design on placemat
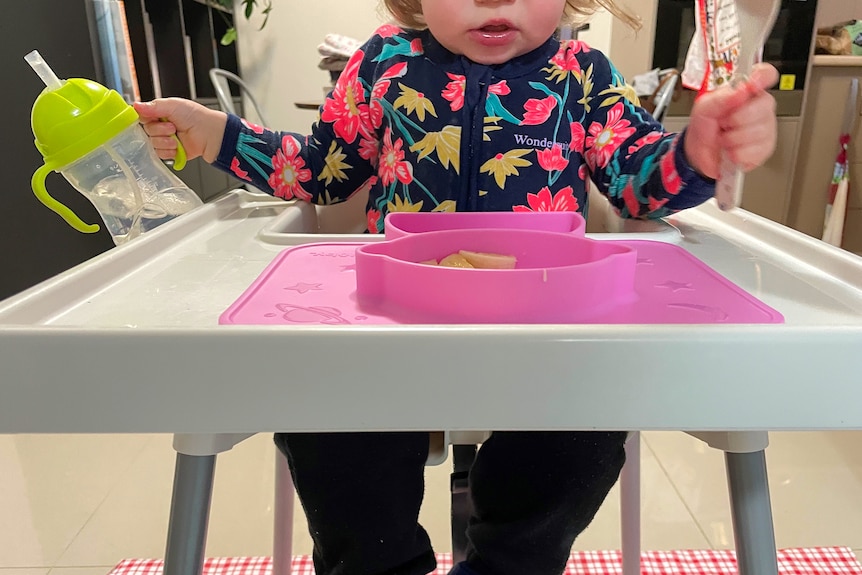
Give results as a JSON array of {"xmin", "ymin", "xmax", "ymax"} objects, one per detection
[
  {"xmin": 656, "ymin": 280, "xmax": 694, "ymax": 292},
  {"xmin": 284, "ymin": 282, "xmax": 323, "ymax": 294}
]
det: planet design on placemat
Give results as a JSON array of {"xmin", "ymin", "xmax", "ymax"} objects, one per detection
[{"xmin": 264, "ymin": 303, "xmax": 352, "ymax": 324}]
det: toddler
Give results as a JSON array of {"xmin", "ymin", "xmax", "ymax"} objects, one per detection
[{"xmin": 135, "ymin": 0, "xmax": 778, "ymax": 574}]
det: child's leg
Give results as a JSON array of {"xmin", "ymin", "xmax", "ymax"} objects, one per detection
[
  {"xmin": 461, "ymin": 431, "xmax": 628, "ymax": 575},
  {"xmin": 274, "ymin": 431, "xmax": 436, "ymax": 575}
]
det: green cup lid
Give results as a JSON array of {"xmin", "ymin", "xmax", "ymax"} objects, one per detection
[{"xmin": 31, "ymin": 78, "xmax": 138, "ymax": 170}]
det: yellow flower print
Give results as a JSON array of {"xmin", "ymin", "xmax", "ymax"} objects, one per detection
[
  {"xmin": 480, "ymin": 149, "xmax": 533, "ymax": 190},
  {"xmin": 577, "ymin": 64, "xmax": 595, "ymax": 113},
  {"xmin": 433, "ymin": 200, "xmax": 457, "ymax": 212},
  {"xmin": 394, "ymin": 83, "xmax": 437, "ymax": 121},
  {"xmin": 318, "ymin": 141, "xmax": 350, "ymax": 185},
  {"xmin": 598, "ymin": 79, "xmax": 641, "ymax": 109},
  {"xmin": 410, "ymin": 125, "xmax": 461, "ymax": 173},
  {"xmin": 387, "ymin": 195, "xmax": 424, "ymax": 213},
  {"xmin": 483, "ymin": 116, "xmax": 503, "ymax": 141}
]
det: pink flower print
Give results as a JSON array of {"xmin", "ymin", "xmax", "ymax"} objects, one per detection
[
  {"xmin": 584, "ymin": 103, "xmax": 637, "ymax": 169},
  {"xmin": 521, "ymin": 96, "xmax": 557, "ymax": 126},
  {"xmin": 320, "ymin": 50, "xmax": 371, "ymax": 144},
  {"xmin": 358, "ymin": 135, "xmax": 380, "ymax": 168},
  {"xmin": 410, "ymin": 38, "xmax": 424, "ymax": 55},
  {"xmin": 549, "ymin": 41, "xmax": 585, "ymax": 73},
  {"xmin": 627, "ymin": 131, "xmax": 663, "ymax": 156},
  {"xmin": 488, "ymin": 81, "xmax": 510, "ymax": 96},
  {"xmin": 578, "ymin": 164, "xmax": 589, "ymax": 182},
  {"xmin": 230, "ymin": 157, "xmax": 249, "ymax": 181},
  {"xmin": 376, "ymin": 24, "xmax": 402, "ymax": 38},
  {"xmin": 660, "ymin": 142, "xmax": 682, "ymax": 196},
  {"xmin": 536, "ymin": 145, "xmax": 569, "ymax": 173},
  {"xmin": 513, "ymin": 186, "xmax": 579, "ymax": 212},
  {"xmin": 649, "ymin": 195, "xmax": 669, "ymax": 212},
  {"xmin": 622, "ymin": 180, "xmax": 640, "ymax": 217},
  {"xmin": 442, "ymin": 73, "xmax": 466, "ymax": 111},
  {"xmin": 380, "ymin": 62, "xmax": 408, "ymax": 81},
  {"xmin": 268, "ymin": 135, "xmax": 312, "ymax": 201},
  {"xmin": 379, "ymin": 128, "xmax": 414, "ymax": 186},
  {"xmin": 241, "ymin": 118, "xmax": 265, "ymax": 134},
  {"xmin": 367, "ymin": 208, "xmax": 382, "ymax": 233},
  {"xmin": 370, "ymin": 79, "xmax": 391, "ymax": 129},
  {"xmin": 569, "ymin": 121, "xmax": 586, "ymax": 154}
]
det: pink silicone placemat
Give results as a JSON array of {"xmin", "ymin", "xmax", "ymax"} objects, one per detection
[{"xmin": 219, "ymin": 241, "xmax": 784, "ymax": 326}]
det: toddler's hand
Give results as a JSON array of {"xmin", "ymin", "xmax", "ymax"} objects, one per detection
[
  {"xmin": 133, "ymin": 98, "xmax": 228, "ymax": 164},
  {"xmin": 684, "ymin": 64, "xmax": 779, "ymax": 179}
]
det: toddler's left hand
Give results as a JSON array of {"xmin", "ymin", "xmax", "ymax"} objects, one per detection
[{"xmin": 684, "ymin": 64, "xmax": 779, "ymax": 179}]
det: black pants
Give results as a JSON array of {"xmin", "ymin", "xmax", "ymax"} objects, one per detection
[{"xmin": 274, "ymin": 430, "xmax": 627, "ymax": 575}]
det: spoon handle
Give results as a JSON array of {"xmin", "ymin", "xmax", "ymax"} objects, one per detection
[
  {"xmin": 715, "ymin": 153, "xmax": 744, "ymax": 211},
  {"xmin": 714, "ymin": 74, "xmax": 749, "ymax": 211}
]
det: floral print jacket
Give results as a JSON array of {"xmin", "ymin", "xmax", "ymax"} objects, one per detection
[{"xmin": 214, "ymin": 24, "xmax": 715, "ymax": 233}]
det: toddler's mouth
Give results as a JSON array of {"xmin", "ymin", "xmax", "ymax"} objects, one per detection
[{"xmin": 475, "ymin": 20, "xmax": 517, "ymax": 33}]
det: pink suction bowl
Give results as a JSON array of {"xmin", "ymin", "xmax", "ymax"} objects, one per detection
[
  {"xmin": 384, "ymin": 211, "xmax": 587, "ymax": 240},
  {"xmin": 355, "ymin": 228, "xmax": 637, "ymax": 324}
]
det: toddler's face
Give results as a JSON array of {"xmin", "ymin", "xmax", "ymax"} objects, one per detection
[{"xmin": 421, "ymin": 0, "xmax": 567, "ymax": 65}]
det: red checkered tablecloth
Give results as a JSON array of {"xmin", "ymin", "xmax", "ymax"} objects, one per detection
[{"xmin": 108, "ymin": 548, "xmax": 862, "ymax": 575}]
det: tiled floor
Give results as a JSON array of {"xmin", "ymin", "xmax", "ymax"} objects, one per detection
[{"xmin": 2, "ymin": 431, "xmax": 862, "ymax": 575}]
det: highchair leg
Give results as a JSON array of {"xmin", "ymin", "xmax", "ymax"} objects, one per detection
[
  {"xmin": 164, "ymin": 434, "xmax": 255, "ymax": 575},
  {"xmin": 726, "ymin": 450, "xmax": 778, "ymax": 575},
  {"xmin": 163, "ymin": 453, "xmax": 215, "ymax": 575},
  {"xmin": 689, "ymin": 431, "xmax": 778, "ymax": 575},
  {"xmin": 273, "ymin": 448, "xmax": 296, "ymax": 575},
  {"xmin": 620, "ymin": 432, "xmax": 641, "ymax": 575}
]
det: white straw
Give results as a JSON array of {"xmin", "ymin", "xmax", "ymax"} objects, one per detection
[{"xmin": 24, "ymin": 50, "xmax": 63, "ymax": 90}]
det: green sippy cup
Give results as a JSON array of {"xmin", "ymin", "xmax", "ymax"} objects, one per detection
[{"xmin": 27, "ymin": 50, "xmax": 201, "ymax": 245}]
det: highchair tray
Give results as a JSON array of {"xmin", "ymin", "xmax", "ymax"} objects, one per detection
[{"xmin": 2, "ymin": 190, "xmax": 862, "ymax": 435}]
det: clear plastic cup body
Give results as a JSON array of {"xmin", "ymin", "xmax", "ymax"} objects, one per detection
[{"xmin": 61, "ymin": 124, "xmax": 203, "ymax": 244}]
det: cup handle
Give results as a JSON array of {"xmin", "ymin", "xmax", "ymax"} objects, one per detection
[
  {"xmin": 158, "ymin": 117, "xmax": 187, "ymax": 171},
  {"xmin": 171, "ymin": 134, "xmax": 187, "ymax": 171},
  {"xmin": 31, "ymin": 164, "xmax": 100, "ymax": 233}
]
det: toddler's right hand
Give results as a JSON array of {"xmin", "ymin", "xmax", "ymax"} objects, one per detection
[{"xmin": 133, "ymin": 98, "xmax": 228, "ymax": 164}]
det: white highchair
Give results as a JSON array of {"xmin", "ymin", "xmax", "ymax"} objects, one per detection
[{"xmin": 159, "ymin": 72, "xmax": 778, "ymax": 575}]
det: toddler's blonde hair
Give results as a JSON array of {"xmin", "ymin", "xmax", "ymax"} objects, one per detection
[{"xmin": 382, "ymin": 0, "xmax": 641, "ymax": 32}]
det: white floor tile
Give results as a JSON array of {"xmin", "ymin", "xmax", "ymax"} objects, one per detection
[
  {"xmin": 572, "ymin": 435, "xmax": 709, "ymax": 551},
  {"xmin": 0, "ymin": 435, "xmax": 151, "ymax": 568},
  {"xmin": 645, "ymin": 431, "xmax": 862, "ymax": 550}
]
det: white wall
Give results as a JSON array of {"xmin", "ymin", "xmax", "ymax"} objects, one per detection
[
  {"xmin": 233, "ymin": 0, "xmax": 385, "ymax": 131},
  {"xmin": 577, "ymin": 9, "xmax": 613, "ymax": 55}
]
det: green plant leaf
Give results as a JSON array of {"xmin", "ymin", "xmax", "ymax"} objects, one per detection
[{"xmin": 220, "ymin": 27, "xmax": 237, "ymax": 45}]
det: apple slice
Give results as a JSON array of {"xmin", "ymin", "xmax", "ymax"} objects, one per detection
[
  {"xmin": 439, "ymin": 253, "xmax": 475, "ymax": 268},
  {"xmin": 458, "ymin": 250, "xmax": 517, "ymax": 269}
]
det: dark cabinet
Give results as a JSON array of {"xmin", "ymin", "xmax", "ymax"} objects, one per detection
[
  {"xmin": 0, "ymin": 0, "xmax": 242, "ymax": 301},
  {"xmin": 1, "ymin": 0, "xmax": 115, "ymax": 301}
]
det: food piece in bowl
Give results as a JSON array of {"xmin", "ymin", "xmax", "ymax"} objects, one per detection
[
  {"xmin": 419, "ymin": 251, "xmax": 517, "ymax": 269},
  {"xmin": 458, "ymin": 250, "xmax": 517, "ymax": 269},
  {"xmin": 439, "ymin": 253, "xmax": 475, "ymax": 268}
]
